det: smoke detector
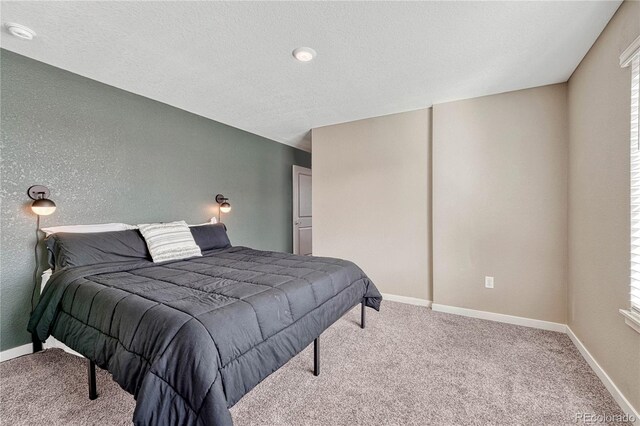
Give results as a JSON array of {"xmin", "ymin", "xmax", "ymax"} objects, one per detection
[
  {"xmin": 292, "ymin": 47, "xmax": 316, "ymax": 62},
  {"xmin": 5, "ymin": 23, "xmax": 36, "ymax": 40}
]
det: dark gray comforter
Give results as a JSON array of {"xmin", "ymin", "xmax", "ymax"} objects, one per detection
[{"xmin": 28, "ymin": 246, "xmax": 381, "ymax": 425}]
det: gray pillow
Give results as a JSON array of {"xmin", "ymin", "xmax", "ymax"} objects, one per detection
[
  {"xmin": 190, "ymin": 223, "xmax": 231, "ymax": 251},
  {"xmin": 46, "ymin": 229, "xmax": 150, "ymax": 270}
]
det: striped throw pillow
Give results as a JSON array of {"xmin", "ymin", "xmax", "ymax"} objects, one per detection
[{"xmin": 138, "ymin": 221, "xmax": 202, "ymax": 263}]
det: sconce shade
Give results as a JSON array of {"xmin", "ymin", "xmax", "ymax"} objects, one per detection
[
  {"xmin": 216, "ymin": 194, "xmax": 231, "ymax": 215},
  {"xmin": 28, "ymin": 185, "xmax": 56, "ymax": 216},
  {"xmin": 31, "ymin": 198, "xmax": 57, "ymax": 216}
]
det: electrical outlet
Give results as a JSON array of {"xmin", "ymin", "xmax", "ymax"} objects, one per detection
[{"xmin": 485, "ymin": 276, "xmax": 494, "ymax": 289}]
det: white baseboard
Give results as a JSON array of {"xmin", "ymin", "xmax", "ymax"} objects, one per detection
[
  {"xmin": 566, "ymin": 327, "xmax": 640, "ymax": 425},
  {"xmin": 0, "ymin": 338, "xmax": 83, "ymax": 363},
  {"xmin": 0, "ymin": 343, "xmax": 32, "ymax": 362},
  {"xmin": 381, "ymin": 292, "xmax": 432, "ymax": 307},
  {"xmin": 431, "ymin": 303, "xmax": 567, "ymax": 333}
]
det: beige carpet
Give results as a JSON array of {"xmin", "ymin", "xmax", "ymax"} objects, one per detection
[{"xmin": 0, "ymin": 302, "xmax": 627, "ymax": 425}]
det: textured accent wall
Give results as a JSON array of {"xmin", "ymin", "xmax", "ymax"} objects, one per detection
[{"xmin": 0, "ymin": 50, "xmax": 311, "ymax": 352}]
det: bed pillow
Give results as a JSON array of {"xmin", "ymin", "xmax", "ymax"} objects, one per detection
[
  {"xmin": 189, "ymin": 217, "xmax": 217, "ymax": 226},
  {"xmin": 41, "ymin": 222, "xmax": 137, "ymax": 236},
  {"xmin": 138, "ymin": 221, "xmax": 202, "ymax": 263},
  {"xmin": 46, "ymin": 229, "xmax": 150, "ymax": 270},
  {"xmin": 190, "ymin": 223, "xmax": 231, "ymax": 251}
]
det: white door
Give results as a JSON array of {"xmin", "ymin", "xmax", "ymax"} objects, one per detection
[{"xmin": 293, "ymin": 165, "xmax": 312, "ymax": 255}]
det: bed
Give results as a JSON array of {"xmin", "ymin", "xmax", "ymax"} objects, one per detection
[{"xmin": 28, "ymin": 224, "xmax": 381, "ymax": 425}]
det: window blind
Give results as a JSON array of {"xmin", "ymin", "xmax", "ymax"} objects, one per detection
[{"xmin": 630, "ymin": 54, "xmax": 640, "ymax": 314}]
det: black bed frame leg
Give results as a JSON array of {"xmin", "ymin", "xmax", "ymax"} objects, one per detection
[
  {"xmin": 361, "ymin": 298, "xmax": 366, "ymax": 329},
  {"xmin": 88, "ymin": 360, "xmax": 97, "ymax": 400},
  {"xmin": 313, "ymin": 337, "xmax": 320, "ymax": 376},
  {"xmin": 32, "ymin": 333, "xmax": 42, "ymax": 353}
]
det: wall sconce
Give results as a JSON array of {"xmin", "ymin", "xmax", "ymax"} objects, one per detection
[
  {"xmin": 215, "ymin": 194, "xmax": 231, "ymax": 222},
  {"xmin": 27, "ymin": 185, "xmax": 57, "ymax": 319},
  {"xmin": 28, "ymin": 185, "xmax": 57, "ymax": 216}
]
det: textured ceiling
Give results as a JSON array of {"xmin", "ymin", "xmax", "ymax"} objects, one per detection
[{"xmin": 0, "ymin": 1, "xmax": 621, "ymax": 152}]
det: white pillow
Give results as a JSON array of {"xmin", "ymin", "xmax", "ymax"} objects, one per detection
[
  {"xmin": 138, "ymin": 221, "xmax": 202, "ymax": 263},
  {"xmin": 189, "ymin": 217, "xmax": 217, "ymax": 227},
  {"xmin": 41, "ymin": 222, "xmax": 138, "ymax": 236},
  {"xmin": 41, "ymin": 218, "xmax": 216, "ymax": 236}
]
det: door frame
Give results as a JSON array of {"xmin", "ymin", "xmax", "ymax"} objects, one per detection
[{"xmin": 292, "ymin": 165, "xmax": 312, "ymax": 255}]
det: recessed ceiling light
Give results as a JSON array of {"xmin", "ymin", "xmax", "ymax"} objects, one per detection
[
  {"xmin": 5, "ymin": 23, "xmax": 36, "ymax": 40},
  {"xmin": 292, "ymin": 47, "xmax": 316, "ymax": 62}
]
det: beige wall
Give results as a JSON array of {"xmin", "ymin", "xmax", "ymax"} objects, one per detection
[
  {"xmin": 312, "ymin": 109, "xmax": 431, "ymax": 300},
  {"xmin": 432, "ymin": 84, "xmax": 569, "ymax": 323},
  {"xmin": 311, "ymin": 1, "xmax": 639, "ymax": 411},
  {"xmin": 567, "ymin": 0, "xmax": 640, "ymax": 411}
]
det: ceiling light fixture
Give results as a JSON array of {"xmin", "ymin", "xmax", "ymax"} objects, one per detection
[
  {"xmin": 5, "ymin": 23, "xmax": 36, "ymax": 40},
  {"xmin": 292, "ymin": 47, "xmax": 316, "ymax": 62}
]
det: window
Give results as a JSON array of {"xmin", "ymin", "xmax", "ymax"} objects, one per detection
[{"xmin": 622, "ymin": 35, "xmax": 640, "ymax": 332}]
